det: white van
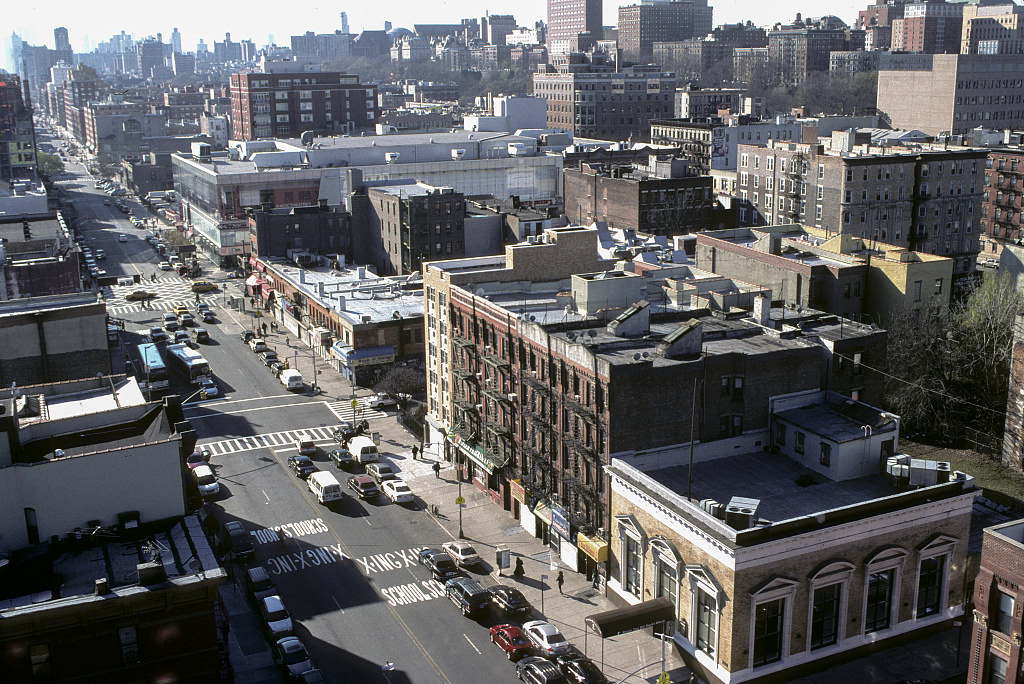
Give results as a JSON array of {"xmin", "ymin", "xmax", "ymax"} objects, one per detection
[
  {"xmin": 279, "ymin": 369, "xmax": 303, "ymax": 390},
  {"xmin": 295, "ymin": 433, "xmax": 317, "ymax": 456},
  {"xmin": 348, "ymin": 435, "xmax": 379, "ymax": 465},
  {"xmin": 307, "ymin": 471, "xmax": 343, "ymax": 504}
]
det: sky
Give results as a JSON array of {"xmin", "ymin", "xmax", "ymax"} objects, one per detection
[{"xmin": 4, "ymin": 0, "xmax": 865, "ymax": 72}]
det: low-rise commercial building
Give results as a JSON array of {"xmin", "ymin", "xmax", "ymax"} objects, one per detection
[{"xmin": 607, "ymin": 393, "xmax": 977, "ymax": 684}]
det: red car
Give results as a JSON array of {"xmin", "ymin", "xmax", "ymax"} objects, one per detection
[{"xmin": 488, "ymin": 624, "xmax": 533, "ymax": 661}]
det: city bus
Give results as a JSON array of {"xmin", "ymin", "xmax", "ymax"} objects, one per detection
[
  {"xmin": 138, "ymin": 342, "xmax": 169, "ymax": 392},
  {"xmin": 166, "ymin": 343, "xmax": 212, "ymax": 386}
]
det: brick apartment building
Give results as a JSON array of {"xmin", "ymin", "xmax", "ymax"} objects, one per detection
[
  {"xmin": 547, "ymin": 0, "xmax": 603, "ymax": 55},
  {"xmin": 980, "ymin": 147, "xmax": 1024, "ymax": 254},
  {"xmin": 968, "ymin": 519, "xmax": 1024, "ymax": 684},
  {"xmin": 733, "ymin": 136, "xmax": 985, "ymax": 292},
  {"xmin": 423, "ymin": 226, "xmax": 886, "ymax": 580},
  {"xmin": 891, "ymin": 0, "xmax": 963, "ymax": 53},
  {"xmin": 876, "ymin": 53, "xmax": 1024, "ymax": 137},
  {"xmin": 229, "ymin": 71, "xmax": 378, "ymax": 140},
  {"xmin": 533, "ymin": 61, "xmax": 675, "ymax": 142},
  {"xmin": 563, "ymin": 155, "xmax": 721, "ymax": 235},
  {"xmin": 767, "ymin": 18, "xmax": 860, "ymax": 85}
]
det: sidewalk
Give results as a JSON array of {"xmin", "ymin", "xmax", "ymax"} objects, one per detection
[{"xmin": 406, "ymin": 459, "xmax": 693, "ymax": 684}]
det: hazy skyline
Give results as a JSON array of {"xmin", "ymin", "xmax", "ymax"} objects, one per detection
[{"xmin": 5, "ymin": 0, "xmax": 865, "ymax": 72}]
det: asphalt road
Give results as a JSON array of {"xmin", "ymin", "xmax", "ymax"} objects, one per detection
[{"xmin": 57, "ymin": 160, "xmax": 525, "ymax": 684}]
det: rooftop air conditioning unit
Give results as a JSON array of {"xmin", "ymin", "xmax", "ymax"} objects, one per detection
[
  {"xmin": 725, "ymin": 496, "xmax": 760, "ymax": 530},
  {"xmin": 384, "ymin": 152, "xmax": 400, "ymax": 164},
  {"xmin": 451, "ymin": 148, "xmax": 466, "ymax": 160}
]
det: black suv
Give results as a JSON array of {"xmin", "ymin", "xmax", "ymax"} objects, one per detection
[
  {"xmin": 288, "ymin": 455, "xmax": 317, "ymax": 479},
  {"xmin": 516, "ymin": 657, "xmax": 568, "ymax": 684},
  {"xmin": 444, "ymin": 577, "xmax": 491, "ymax": 618},
  {"xmin": 216, "ymin": 520, "xmax": 254, "ymax": 562},
  {"xmin": 489, "ymin": 583, "xmax": 532, "ymax": 616}
]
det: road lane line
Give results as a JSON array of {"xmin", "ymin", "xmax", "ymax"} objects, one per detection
[
  {"xmin": 463, "ymin": 634, "xmax": 481, "ymax": 654},
  {"xmin": 262, "ymin": 490, "xmax": 271, "ymax": 504}
]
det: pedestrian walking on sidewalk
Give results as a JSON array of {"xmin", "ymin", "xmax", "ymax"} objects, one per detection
[
  {"xmin": 433, "ymin": 461, "xmax": 441, "ymax": 478},
  {"xmin": 556, "ymin": 570, "xmax": 565, "ymax": 594},
  {"xmin": 513, "ymin": 557, "xmax": 525, "ymax": 578},
  {"xmin": 412, "ymin": 445, "xmax": 419, "ymax": 460}
]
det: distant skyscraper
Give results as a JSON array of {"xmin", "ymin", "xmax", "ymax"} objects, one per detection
[
  {"xmin": 547, "ymin": 0, "xmax": 602, "ymax": 55},
  {"xmin": 341, "ymin": 12, "xmax": 350, "ymax": 34},
  {"xmin": 54, "ymin": 27, "xmax": 71, "ymax": 52},
  {"xmin": 171, "ymin": 27, "xmax": 182, "ymax": 54},
  {"xmin": 197, "ymin": 39, "xmax": 208, "ymax": 54}
]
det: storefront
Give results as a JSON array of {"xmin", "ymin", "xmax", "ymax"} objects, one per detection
[
  {"xmin": 331, "ymin": 344, "xmax": 396, "ymax": 386},
  {"xmin": 577, "ymin": 531, "xmax": 609, "ymax": 589}
]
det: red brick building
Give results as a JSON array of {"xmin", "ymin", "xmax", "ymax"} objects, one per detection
[
  {"xmin": 229, "ymin": 71, "xmax": 378, "ymax": 140},
  {"xmin": 968, "ymin": 519, "xmax": 1024, "ymax": 684},
  {"xmin": 981, "ymin": 148, "xmax": 1024, "ymax": 256}
]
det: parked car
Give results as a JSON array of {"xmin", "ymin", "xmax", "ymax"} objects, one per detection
[
  {"xmin": 287, "ymin": 455, "xmax": 317, "ymax": 479},
  {"xmin": 489, "ymin": 584, "xmax": 532, "ymax": 616},
  {"xmin": 365, "ymin": 462, "xmax": 397, "ymax": 484},
  {"xmin": 260, "ymin": 351, "xmax": 280, "ymax": 367},
  {"xmin": 103, "ymin": 199, "xmax": 111, "ymax": 206},
  {"xmin": 159, "ymin": 261, "xmax": 172, "ymax": 270},
  {"xmin": 273, "ymin": 636, "xmax": 315, "ymax": 681},
  {"xmin": 186, "ymin": 450, "xmax": 210, "ymax": 469},
  {"xmin": 269, "ymin": 360, "xmax": 286, "ymax": 376},
  {"xmin": 118, "ymin": 234, "xmax": 128, "ymax": 242},
  {"xmin": 442, "ymin": 540, "xmax": 482, "ymax": 568},
  {"xmin": 246, "ymin": 566, "xmax": 277, "ymax": 604},
  {"xmin": 95, "ymin": 248, "xmax": 105, "ymax": 259},
  {"xmin": 192, "ymin": 464, "xmax": 219, "ymax": 497},
  {"xmin": 260, "ymin": 595, "xmax": 294, "ymax": 640},
  {"xmin": 218, "ymin": 520, "xmax": 254, "ymax": 562},
  {"xmin": 328, "ymin": 448, "xmax": 356, "ymax": 470},
  {"xmin": 381, "ymin": 478, "xmax": 414, "ymax": 503},
  {"xmin": 249, "ymin": 338, "xmax": 268, "ymax": 352},
  {"xmin": 199, "ymin": 378, "xmax": 219, "ymax": 398},
  {"xmin": 420, "ymin": 550, "xmax": 460, "ymax": 582},
  {"xmin": 516, "ymin": 656, "xmax": 569, "ymax": 684},
  {"xmin": 240, "ymin": 330, "xmax": 256, "ymax": 343},
  {"xmin": 556, "ymin": 655, "xmax": 608, "ymax": 684},
  {"xmin": 445, "ymin": 576, "xmax": 491, "ymax": 618},
  {"xmin": 489, "ymin": 624, "xmax": 533, "ymax": 661},
  {"xmin": 367, "ymin": 394, "xmax": 398, "ymax": 409},
  {"xmin": 346, "ymin": 475, "xmax": 380, "ymax": 499},
  {"xmin": 522, "ymin": 621, "xmax": 571, "ymax": 658}
]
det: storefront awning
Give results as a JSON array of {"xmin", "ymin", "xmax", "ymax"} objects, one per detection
[
  {"xmin": 260, "ymin": 284, "xmax": 274, "ymax": 299},
  {"xmin": 577, "ymin": 532, "xmax": 609, "ymax": 563},
  {"xmin": 585, "ymin": 598, "xmax": 675, "ymax": 638},
  {"xmin": 533, "ymin": 501, "xmax": 553, "ymax": 525},
  {"xmin": 245, "ymin": 274, "xmax": 260, "ymax": 287}
]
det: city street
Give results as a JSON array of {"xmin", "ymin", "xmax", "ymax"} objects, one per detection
[{"xmin": 58, "ymin": 159, "xmax": 529, "ymax": 683}]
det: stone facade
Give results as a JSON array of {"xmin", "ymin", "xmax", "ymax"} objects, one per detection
[{"xmin": 968, "ymin": 520, "xmax": 1024, "ymax": 684}]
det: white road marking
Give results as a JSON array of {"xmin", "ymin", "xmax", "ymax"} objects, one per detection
[
  {"xmin": 463, "ymin": 634, "xmax": 481, "ymax": 654},
  {"xmin": 262, "ymin": 490, "xmax": 271, "ymax": 504}
]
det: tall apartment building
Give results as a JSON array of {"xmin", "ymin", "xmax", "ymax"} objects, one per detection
[
  {"xmin": 876, "ymin": 53, "xmax": 1024, "ymax": 137},
  {"xmin": 547, "ymin": 0, "xmax": 603, "ymax": 55},
  {"xmin": 533, "ymin": 61, "xmax": 675, "ymax": 142},
  {"xmin": 856, "ymin": 0, "xmax": 908, "ymax": 35},
  {"xmin": 961, "ymin": 2, "xmax": 1024, "ymax": 55},
  {"xmin": 617, "ymin": 0, "xmax": 713, "ymax": 61},
  {"xmin": 481, "ymin": 13, "xmax": 518, "ymax": 46},
  {"xmin": 289, "ymin": 31, "xmax": 353, "ymax": 60},
  {"xmin": 767, "ymin": 17, "xmax": 857, "ymax": 85},
  {"xmin": 968, "ymin": 519, "xmax": 1024, "ymax": 684},
  {"xmin": 891, "ymin": 0, "xmax": 963, "ymax": 53},
  {"xmin": 733, "ymin": 137, "xmax": 986, "ymax": 291},
  {"xmin": 361, "ymin": 182, "xmax": 467, "ymax": 275},
  {"xmin": 423, "ymin": 226, "xmax": 887, "ymax": 580},
  {"xmin": 229, "ymin": 71, "xmax": 378, "ymax": 140},
  {"xmin": 563, "ymin": 155, "xmax": 719, "ymax": 234},
  {"xmin": 674, "ymin": 87, "xmax": 744, "ymax": 118},
  {"xmin": 980, "ymin": 147, "xmax": 1024, "ymax": 251},
  {"xmin": 654, "ymin": 22, "xmax": 767, "ymax": 81},
  {"xmin": 0, "ymin": 75, "xmax": 37, "ymax": 181},
  {"xmin": 62, "ymin": 64, "xmax": 104, "ymax": 145}
]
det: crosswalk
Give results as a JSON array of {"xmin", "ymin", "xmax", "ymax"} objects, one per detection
[
  {"xmin": 324, "ymin": 400, "xmax": 387, "ymax": 424},
  {"xmin": 201, "ymin": 425, "xmax": 341, "ymax": 457},
  {"xmin": 104, "ymin": 276, "xmax": 222, "ymax": 315}
]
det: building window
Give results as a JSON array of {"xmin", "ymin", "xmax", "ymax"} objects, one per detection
[
  {"xmin": 865, "ymin": 568, "xmax": 895, "ymax": 632},
  {"xmin": 996, "ymin": 590, "xmax": 1015, "ymax": 634},
  {"xmin": 818, "ymin": 164, "xmax": 825, "ymax": 179},
  {"xmin": 753, "ymin": 598, "xmax": 785, "ymax": 667},
  {"xmin": 913, "ymin": 280, "xmax": 922, "ymax": 302},
  {"xmin": 624, "ymin": 534, "xmax": 642, "ymax": 598},
  {"xmin": 820, "ymin": 443, "xmax": 832, "ymax": 467},
  {"xmin": 916, "ymin": 555, "xmax": 945, "ymax": 618},
  {"xmin": 934, "ymin": 278, "xmax": 943, "ymax": 295},
  {"xmin": 655, "ymin": 558, "xmax": 677, "ymax": 606},
  {"xmin": 795, "ymin": 431, "xmax": 805, "ymax": 453},
  {"xmin": 774, "ymin": 422, "xmax": 786, "ymax": 445},
  {"xmin": 695, "ymin": 587, "xmax": 717, "ymax": 656},
  {"xmin": 810, "ymin": 584, "xmax": 841, "ymax": 649},
  {"xmin": 29, "ymin": 644, "xmax": 51, "ymax": 681},
  {"xmin": 988, "ymin": 653, "xmax": 1008, "ymax": 684},
  {"xmin": 119, "ymin": 626, "xmax": 140, "ymax": 665}
]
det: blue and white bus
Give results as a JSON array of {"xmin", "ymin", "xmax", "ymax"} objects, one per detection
[
  {"xmin": 138, "ymin": 342, "xmax": 169, "ymax": 391},
  {"xmin": 166, "ymin": 343, "xmax": 212, "ymax": 386}
]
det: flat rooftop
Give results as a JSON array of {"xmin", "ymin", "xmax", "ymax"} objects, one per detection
[
  {"xmin": 43, "ymin": 377, "xmax": 147, "ymax": 421},
  {"xmin": 0, "ymin": 516, "xmax": 224, "ymax": 615},
  {"xmin": 277, "ymin": 130, "xmax": 529, "ymax": 151},
  {"xmin": 649, "ymin": 451, "xmax": 895, "ymax": 523}
]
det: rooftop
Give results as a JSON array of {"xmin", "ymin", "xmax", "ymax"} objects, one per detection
[
  {"xmin": 0, "ymin": 515, "xmax": 224, "ymax": 616},
  {"xmin": 648, "ymin": 451, "xmax": 895, "ymax": 523},
  {"xmin": 260, "ymin": 260, "xmax": 424, "ymax": 325}
]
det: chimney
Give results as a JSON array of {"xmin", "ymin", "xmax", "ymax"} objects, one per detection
[{"xmin": 753, "ymin": 295, "xmax": 770, "ymax": 327}]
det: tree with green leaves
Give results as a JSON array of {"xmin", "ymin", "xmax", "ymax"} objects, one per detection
[{"xmin": 36, "ymin": 151, "xmax": 64, "ymax": 176}]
